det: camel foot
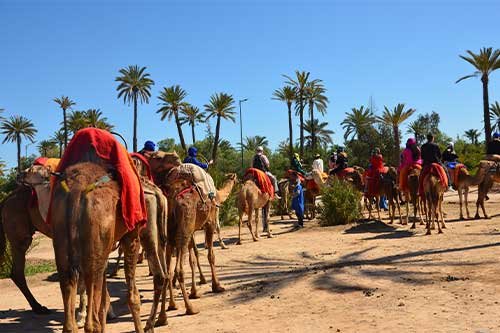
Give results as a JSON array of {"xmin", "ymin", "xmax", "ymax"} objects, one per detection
[
  {"xmin": 155, "ymin": 313, "xmax": 168, "ymax": 327},
  {"xmin": 252, "ymin": 238, "xmax": 259, "ymax": 242},
  {"xmin": 459, "ymin": 215, "xmax": 464, "ymax": 220},
  {"xmin": 236, "ymin": 240, "xmax": 242, "ymax": 245},
  {"xmin": 199, "ymin": 276, "xmax": 207, "ymax": 285},
  {"xmin": 186, "ymin": 307, "xmax": 200, "ymax": 315},
  {"xmin": 107, "ymin": 305, "xmax": 117, "ymax": 320},
  {"xmin": 438, "ymin": 229, "xmax": 443, "ymax": 234},
  {"xmin": 220, "ymin": 242, "xmax": 228, "ymax": 250},
  {"xmin": 167, "ymin": 304, "xmax": 178, "ymax": 311},
  {"xmin": 410, "ymin": 224, "xmax": 416, "ymax": 229},
  {"xmin": 474, "ymin": 214, "xmax": 480, "ymax": 220},
  {"xmin": 212, "ymin": 284, "xmax": 225, "ymax": 293},
  {"xmin": 189, "ymin": 292, "xmax": 200, "ymax": 299},
  {"xmin": 33, "ymin": 305, "xmax": 51, "ymax": 315},
  {"xmin": 144, "ymin": 321, "xmax": 156, "ymax": 333},
  {"xmin": 425, "ymin": 230, "xmax": 431, "ymax": 235},
  {"xmin": 420, "ymin": 221, "xmax": 424, "ymax": 225},
  {"xmin": 267, "ymin": 233, "xmax": 274, "ymax": 238}
]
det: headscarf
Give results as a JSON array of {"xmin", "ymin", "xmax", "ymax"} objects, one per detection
[{"xmin": 188, "ymin": 146, "xmax": 198, "ymax": 157}]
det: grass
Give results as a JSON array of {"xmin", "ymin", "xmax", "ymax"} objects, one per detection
[{"xmin": 0, "ymin": 239, "xmax": 57, "ymax": 279}]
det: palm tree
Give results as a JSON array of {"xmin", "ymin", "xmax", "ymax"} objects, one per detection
[
  {"xmin": 406, "ymin": 120, "xmax": 426, "ymax": 145},
  {"xmin": 37, "ymin": 139, "xmax": 57, "ymax": 157},
  {"xmin": 51, "ymin": 130, "xmax": 65, "ymax": 158},
  {"xmin": 304, "ymin": 119, "xmax": 334, "ymax": 148},
  {"xmin": 490, "ymin": 101, "xmax": 500, "ymax": 132},
  {"xmin": 284, "ymin": 70, "xmax": 310, "ymax": 156},
  {"xmin": 157, "ymin": 85, "xmax": 188, "ymax": 152},
  {"xmin": 272, "ymin": 86, "xmax": 296, "ymax": 162},
  {"xmin": 204, "ymin": 92, "xmax": 236, "ymax": 162},
  {"xmin": 304, "ymin": 80, "xmax": 328, "ymax": 151},
  {"xmin": 115, "ymin": 65, "xmax": 154, "ymax": 152},
  {"xmin": 1, "ymin": 115, "xmax": 37, "ymax": 173},
  {"xmin": 456, "ymin": 47, "xmax": 500, "ymax": 144},
  {"xmin": 180, "ymin": 104, "xmax": 205, "ymax": 144},
  {"xmin": 0, "ymin": 159, "xmax": 5, "ymax": 177},
  {"xmin": 242, "ymin": 135, "xmax": 269, "ymax": 152},
  {"xmin": 85, "ymin": 109, "xmax": 113, "ymax": 130},
  {"xmin": 376, "ymin": 103, "xmax": 416, "ymax": 163},
  {"xmin": 53, "ymin": 96, "xmax": 75, "ymax": 149},
  {"xmin": 66, "ymin": 110, "xmax": 89, "ymax": 134},
  {"xmin": 341, "ymin": 106, "xmax": 375, "ymax": 141},
  {"xmin": 464, "ymin": 129, "xmax": 480, "ymax": 145}
]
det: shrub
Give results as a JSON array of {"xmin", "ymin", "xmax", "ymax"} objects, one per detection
[
  {"xmin": 319, "ymin": 178, "xmax": 362, "ymax": 226},
  {"xmin": 218, "ymin": 191, "xmax": 239, "ymax": 227}
]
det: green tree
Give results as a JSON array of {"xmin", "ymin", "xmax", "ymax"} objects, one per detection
[
  {"xmin": 341, "ymin": 106, "xmax": 375, "ymax": 141},
  {"xmin": 66, "ymin": 110, "xmax": 88, "ymax": 134},
  {"xmin": 242, "ymin": 135, "xmax": 269, "ymax": 152},
  {"xmin": 51, "ymin": 130, "xmax": 65, "ymax": 158},
  {"xmin": 284, "ymin": 70, "xmax": 310, "ymax": 156},
  {"xmin": 490, "ymin": 101, "xmax": 500, "ymax": 132},
  {"xmin": 180, "ymin": 104, "xmax": 205, "ymax": 145},
  {"xmin": 115, "ymin": 65, "xmax": 154, "ymax": 152},
  {"xmin": 37, "ymin": 139, "xmax": 58, "ymax": 157},
  {"xmin": 304, "ymin": 80, "xmax": 328, "ymax": 151},
  {"xmin": 1, "ymin": 115, "xmax": 37, "ymax": 173},
  {"xmin": 157, "ymin": 85, "xmax": 188, "ymax": 152},
  {"xmin": 204, "ymin": 92, "xmax": 236, "ymax": 162},
  {"xmin": 304, "ymin": 119, "xmax": 334, "ymax": 149},
  {"xmin": 456, "ymin": 47, "xmax": 500, "ymax": 144},
  {"xmin": 0, "ymin": 159, "xmax": 5, "ymax": 177},
  {"xmin": 464, "ymin": 129, "xmax": 480, "ymax": 145},
  {"xmin": 376, "ymin": 103, "xmax": 416, "ymax": 163},
  {"xmin": 272, "ymin": 85, "xmax": 296, "ymax": 162},
  {"xmin": 53, "ymin": 96, "xmax": 75, "ymax": 149},
  {"xmin": 85, "ymin": 109, "xmax": 113, "ymax": 130},
  {"xmin": 406, "ymin": 120, "xmax": 426, "ymax": 145}
]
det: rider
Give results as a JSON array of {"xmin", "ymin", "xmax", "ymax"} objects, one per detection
[
  {"xmin": 442, "ymin": 142, "xmax": 459, "ymax": 164},
  {"xmin": 291, "ymin": 153, "xmax": 306, "ymax": 175},
  {"xmin": 398, "ymin": 138, "xmax": 422, "ymax": 191},
  {"xmin": 184, "ymin": 146, "xmax": 213, "ymax": 170},
  {"xmin": 486, "ymin": 132, "xmax": 500, "ymax": 161},
  {"xmin": 312, "ymin": 153, "xmax": 324, "ymax": 174},
  {"xmin": 139, "ymin": 140, "xmax": 156, "ymax": 156},
  {"xmin": 328, "ymin": 151, "xmax": 337, "ymax": 170},
  {"xmin": 251, "ymin": 146, "xmax": 281, "ymax": 198},
  {"xmin": 330, "ymin": 147, "xmax": 348, "ymax": 176},
  {"xmin": 421, "ymin": 133, "xmax": 450, "ymax": 191},
  {"xmin": 365, "ymin": 148, "xmax": 385, "ymax": 195}
]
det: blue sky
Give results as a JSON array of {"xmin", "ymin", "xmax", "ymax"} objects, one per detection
[{"xmin": 1, "ymin": 0, "xmax": 499, "ymax": 168}]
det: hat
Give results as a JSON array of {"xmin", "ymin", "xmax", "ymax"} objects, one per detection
[
  {"xmin": 188, "ymin": 146, "xmax": 198, "ymax": 157},
  {"xmin": 493, "ymin": 132, "xmax": 500, "ymax": 139},
  {"xmin": 294, "ymin": 153, "xmax": 300, "ymax": 159},
  {"xmin": 406, "ymin": 138, "xmax": 416, "ymax": 146},
  {"xmin": 143, "ymin": 140, "xmax": 156, "ymax": 152},
  {"xmin": 256, "ymin": 146, "xmax": 264, "ymax": 152},
  {"xmin": 315, "ymin": 153, "xmax": 321, "ymax": 158}
]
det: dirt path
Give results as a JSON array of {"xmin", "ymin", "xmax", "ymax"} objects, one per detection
[{"xmin": 1, "ymin": 190, "xmax": 500, "ymax": 333}]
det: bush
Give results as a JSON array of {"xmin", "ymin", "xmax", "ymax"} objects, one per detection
[{"xmin": 319, "ymin": 178, "xmax": 362, "ymax": 226}]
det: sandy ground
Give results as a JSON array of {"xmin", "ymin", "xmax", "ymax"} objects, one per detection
[{"xmin": 1, "ymin": 188, "xmax": 500, "ymax": 333}]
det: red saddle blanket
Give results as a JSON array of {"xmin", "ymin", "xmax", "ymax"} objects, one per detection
[
  {"xmin": 337, "ymin": 167, "xmax": 355, "ymax": 180},
  {"xmin": 452, "ymin": 163, "xmax": 467, "ymax": 186},
  {"xmin": 244, "ymin": 168, "xmax": 274, "ymax": 199},
  {"xmin": 50, "ymin": 128, "xmax": 147, "ymax": 231},
  {"xmin": 419, "ymin": 163, "xmax": 448, "ymax": 197},
  {"xmin": 364, "ymin": 167, "xmax": 389, "ymax": 197},
  {"xmin": 285, "ymin": 169, "xmax": 305, "ymax": 183}
]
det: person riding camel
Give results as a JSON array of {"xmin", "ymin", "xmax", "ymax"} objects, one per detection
[
  {"xmin": 328, "ymin": 151, "xmax": 337, "ymax": 170},
  {"xmin": 398, "ymin": 138, "xmax": 422, "ymax": 191},
  {"xmin": 184, "ymin": 146, "xmax": 213, "ymax": 170},
  {"xmin": 251, "ymin": 146, "xmax": 281, "ymax": 198},
  {"xmin": 312, "ymin": 153, "xmax": 324, "ymax": 174},
  {"xmin": 442, "ymin": 142, "xmax": 459, "ymax": 164},
  {"xmin": 330, "ymin": 148, "xmax": 348, "ymax": 176},
  {"xmin": 291, "ymin": 153, "xmax": 306, "ymax": 176},
  {"xmin": 486, "ymin": 132, "xmax": 500, "ymax": 161},
  {"xmin": 139, "ymin": 140, "xmax": 156, "ymax": 156},
  {"xmin": 420, "ymin": 133, "xmax": 450, "ymax": 192},
  {"xmin": 364, "ymin": 148, "xmax": 385, "ymax": 196}
]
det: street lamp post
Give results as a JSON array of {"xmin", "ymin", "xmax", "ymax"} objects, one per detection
[{"xmin": 239, "ymin": 98, "xmax": 248, "ymax": 170}]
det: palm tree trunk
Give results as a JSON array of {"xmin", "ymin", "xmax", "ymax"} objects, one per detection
[
  {"xmin": 174, "ymin": 112, "xmax": 187, "ymax": 152},
  {"xmin": 133, "ymin": 96, "xmax": 138, "ymax": 152},
  {"xmin": 191, "ymin": 122, "xmax": 196, "ymax": 144},
  {"xmin": 63, "ymin": 108, "xmax": 68, "ymax": 149},
  {"xmin": 287, "ymin": 102, "xmax": 293, "ymax": 164},
  {"xmin": 299, "ymin": 98, "xmax": 304, "ymax": 157},
  {"xmin": 310, "ymin": 101, "xmax": 315, "ymax": 152},
  {"xmin": 16, "ymin": 134, "xmax": 21, "ymax": 174},
  {"xmin": 393, "ymin": 125, "xmax": 400, "ymax": 165},
  {"xmin": 59, "ymin": 143, "xmax": 62, "ymax": 158},
  {"xmin": 212, "ymin": 115, "xmax": 221, "ymax": 162},
  {"xmin": 482, "ymin": 75, "xmax": 491, "ymax": 146}
]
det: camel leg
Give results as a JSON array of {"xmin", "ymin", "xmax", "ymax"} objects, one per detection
[
  {"xmin": 175, "ymin": 244, "xmax": 198, "ymax": 315},
  {"xmin": 464, "ymin": 187, "xmax": 470, "ymax": 219},
  {"xmin": 264, "ymin": 205, "xmax": 273, "ymax": 238},
  {"xmin": 237, "ymin": 213, "xmax": 243, "ymax": 245},
  {"xmin": 255, "ymin": 208, "xmax": 261, "ymax": 239},
  {"xmin": 425, "ymin": 195, "xmax": 432, "ymax": 235},
  {"xmin": 247, "ymin": 208, "xmax": 257, "ymax": 242},
  {"xmin": 395, "ymin": 194, "xmax": 402, "ymax": 224},
  {"xmin": 404, "ymin": 194, "xmax": 410, "ymax": 225},
  {"xmin": 439, "ymin": 195, "xmax": 446, "ymax": 231},
  {"xmin": 122, "ymin": 230, "xmax": 144, "ymax": 333},
  {"xmin": 156, "ymin": 244, "xmax": 175, "ymax": 327},
  {"xmin": 76, "ymin": 278, "xmax": 87, "ymax": 328},
  {"xmin": 458, "ymin": 188, "xmax": 464, "ymax": 220},
  {"xmin": 214, "ymin": 208, "xmax": 227, "ymax": 249},
  {"xmin": 205, "ymin": 226, "xmax": 225, "ymax": 293},
  {"xmin": 188, "ymin": 246, "xmax": 200, "ymax": 299},
  {"xmin": 190, "ymin": 236, "xmax": 207, "ymax": 284}
]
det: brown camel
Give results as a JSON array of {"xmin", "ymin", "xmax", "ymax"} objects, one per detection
[
  {"xmin": 422, "ymin": 172, "xmax": 446, "ymax": 235},
  {"xmin": 278, "ymin": 179, "xmax": 293, "ymax": 220},
  {"xmin": 50, "ymin": 160, "xmax": 144, "ymax": 333},
  {"xmin": 402, "ymin": 166, "xmax": 423, "ymax": 228},
  {"xmin": 237, "ymin": 177, "xmax": 273, "ymax": 244},
  {"xmin": 446, "ymin": 163, "xmax": 487, "ymax": 220},
  {"xmin": 474, "ymin": 161, "xmax": 500, "ymax": 219},
  {"xmin": 365, "ymin": 167, "xmax": 402, "ymax": 224}
]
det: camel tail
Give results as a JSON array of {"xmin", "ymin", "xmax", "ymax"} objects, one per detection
[
  {"xmin": 65, "ymin": 188, "xmax": 83, "ymax": 279},
  {"xmin": 0, "ymin": 201, "xmax": 6, "ymax": 268}
]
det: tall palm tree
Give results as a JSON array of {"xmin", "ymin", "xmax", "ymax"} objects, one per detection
[
  {"xmin": 304, "ymin": 119, "xmax": 334, "ymax": 148},
  {"xmin": 157, "ymin": 85, "xmax": 188, "ymax": 152},
  {"xmin": 180, "ymin": 104, "xmax": 205, "ymax": 144},
  {"xmin": 272, "ymin": 85, "xmax": 296, "ymax": 162},
  {"xmin": 85, "ymin": 109, "xmax": 113, "ymax": 130},
  {"xmin": 284, "ymin": 70, "xmax": 310, "ymax": 156},
  {"xmin": 51, "ymin": 129, "xmax": 65, "ymax": 158},
  {"xmin": 1, "ymin": 115, "xmax": 37, "ymax": 173},
  {"xmin": 376, "ymin": 103, "xmax": 416, "ymax": 163},
  {"xmin": 464, "ymin": 129, "xmax": 480, "ymax": 145},
  {"xmin": 53, "ymin": 96, "xmax": 75, "ymax": 149},
  {"xmin": 406, "ymin": 120, "xmax": 426, "ymax": 145},
  {"xmin": 490, "ymin": 101, "xmax": 500, "ymax": 132},
  {"xmin": 304, "ymin": 80, "xmax": 328, "ymax": 151},
  {"xmin": 204, "ymin": 92, "xmax": 236, "ymax": 162},
  {"xmin": 242, "ymin": 135, "xmax": 269, "ymax": 152},
  {"xmin": 456, "ymin": 47, "xmax": 500, "ymax": 144},
  {"xmin": 341, "ymin": 106, "xmax": 375, "ymax": 141},
  {"xmin": 37, "ymin": 139, "xmax": 57, "ymax": 157},
  {"xmin": 116, "ymin": 65, "xmax": 154, "ymax": 152}
]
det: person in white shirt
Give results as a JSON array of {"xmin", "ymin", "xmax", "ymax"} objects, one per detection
[{"xmin": 312, "ymin": 153, "xmax": 324, "ymax": 174}]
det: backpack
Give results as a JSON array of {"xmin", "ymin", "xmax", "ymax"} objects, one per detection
[{"xmin": 252, "ymin": 154, "xmax": 268, "ymax": 172}]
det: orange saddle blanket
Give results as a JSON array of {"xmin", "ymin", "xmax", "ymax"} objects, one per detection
[{"xmin": 244, "ymin": 168, "xmax": 275, "ymax": 199}]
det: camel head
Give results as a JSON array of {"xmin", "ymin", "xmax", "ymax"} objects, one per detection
[
  {"xmin": 147, "ymin": 151, "xmax": 181, "ymax": 176},
  {"xmin": 224, "ymin": 173, "xmax": 238, "ymax": 182},
  {"xmin": 20, "ymin": 164, "xmax": 51, "ymax": 187}
]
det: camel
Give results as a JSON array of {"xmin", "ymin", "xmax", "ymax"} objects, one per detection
[
  {"xmin": 474, "ymin": 161, "xmax": 500, "ymax": 219},
  {"xmin": 50, "ymin": 158, "xmax": 144, "ymax": 333},
  {"xmin": 365, "ymin": 167, "xmax": 402, "ymax": 224},
  {"xmin": 445, "ymin": 163, "xmax": 487, "ymax": 220},
  {"xmin": 422, "ymin": 171, "xmax": 447, "ymax": 235},
  {"xmin": 278, "ymin": 179, "xmax": 293, "ymax": 220},
  {"xmin": 145, "ymin": 151, "xmax": 225, "ymax": 318},
  {"xmin": 401, "ymin": 166, "xmax": 423, "ymax": 228},
  {"xmin": 237, "ymin": 176, "xmax": 273, "ymax": 244}
]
